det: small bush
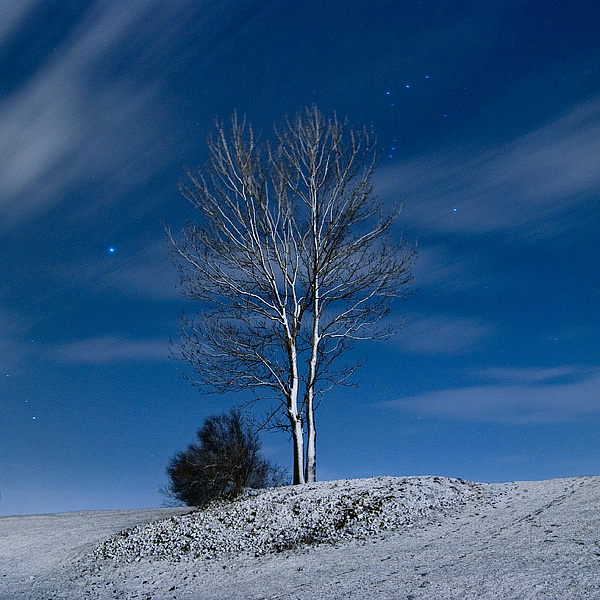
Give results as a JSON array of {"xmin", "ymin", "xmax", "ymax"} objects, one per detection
[{"xmin": 163, "ymin": 409, "xmax": 287, "ymax": 506}]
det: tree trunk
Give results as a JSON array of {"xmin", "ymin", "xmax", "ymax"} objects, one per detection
[
  {"xmin": 305, "ymin": 396, "xmax": 316, "ymax": 482},
  {"xmin": 290, "ymin": 410, "xmax": 305, "ymax": 485},
  {"xmin": 305, "ymin": 199, "xmax": 320, "ymax": 484},
  {"xmin": 304, "ymin": 280, "xmax": 319, "ymax": 483},
  {"xmin": 287, "ymin": 340, "xmax": 305, "ymax": 485}
]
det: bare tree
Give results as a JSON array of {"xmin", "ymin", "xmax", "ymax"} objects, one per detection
[{"xmin": 170, "ymin": 106, "xmax": 414, "ymax": 484}]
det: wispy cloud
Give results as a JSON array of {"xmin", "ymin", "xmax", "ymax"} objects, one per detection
[
  {"xmin": 0, "ymin": 0, "xmax": 165, "ymax": 230},
  {"xmin": 104, "ymin": 241, "xmax": 181, "ymax": 301},
  {"xmin": 385, "ymin": 365, "xmax": 600, "ymax": 424},
  {"xmin": 58, "ymin": 238, "xmax": 180, "ymax": 301},
  {"xmin": 410, "ymin": 244, "xmax": 490, "ymax": 294},
  {"xmin": 477, "ymin": 365, "xmax": 586, "ymax": 385},
  {"xmin": 381, "ymin": 97, "xmax": 600, "ymax": 241},
  {"xmin": 51, "ymin": 335, "xmax": 168, "ymax": 364},
  {"xmin": 396, "ymin": 312, "xmax": 493, "ymax": 355},
  {"xmin": 0, "ymin": 307, "xmax": 35, "ymax": 374},
  {"xmin": 0, "ymin": 1, "xmax": 40, "ymax": 43}
]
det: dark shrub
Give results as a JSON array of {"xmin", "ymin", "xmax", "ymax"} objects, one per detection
[{"xmin": 164, "ymin": 409, "xmax": 287, "ymax": 506}]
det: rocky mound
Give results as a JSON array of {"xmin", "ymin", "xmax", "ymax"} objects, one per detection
[{"xmin": 92, "ymin": 476, "xmax": 483, "ymax": 563}]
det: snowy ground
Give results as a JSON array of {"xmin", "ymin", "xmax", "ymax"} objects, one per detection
[{"xmin": 1, "ymin": 476, "xmax": 599, "ymax": 599}]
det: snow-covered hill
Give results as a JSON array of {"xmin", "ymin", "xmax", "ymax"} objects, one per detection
[
  {"xmin": 2, "ymin": 476, "xmax": 599, "ymax": 599},
  {"xmin": 93, "ymin": 476, "xmax": 480, "ymax": 562}
]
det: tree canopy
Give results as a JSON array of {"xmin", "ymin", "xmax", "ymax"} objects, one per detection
[{"xmin": 170, "ymin": 106, "xmax": 414, "ymax": 483}]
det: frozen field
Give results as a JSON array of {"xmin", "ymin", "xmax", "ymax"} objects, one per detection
[{"xmin": 1, "ymin": 476, "xmax": 599, "ymax": 599}]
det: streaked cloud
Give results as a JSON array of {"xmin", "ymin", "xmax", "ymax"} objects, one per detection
[
  {"xmin": 0, "ymin": 0, "xmax": 165, "ymax": 230},
  {"xmin": 380, "ymin": 97, "xmax": 600, "ymax": 241},
  {"xmin": 104, "ymin": 241, "xmax": 180, "ymax": 301},
  {"xmin": 0, "ymin": 307, "xmax": 34, "ymax": 374},
  {"xmin": 0, "ymin": 1, "xmax": 39, "ymax": 44},
  {"xmin": 58, "ymin": 238, "xmax": 180, "ymax": 301},
  {"xmin": 51, "ymin": 335, "xmax": 168, "ymax": 364},
  {"xmin": 396, "ymin": 313, "xmax": 494, "ymax": 355},
  {"xmin": 477, "ymin": 365, "xmax": 586, "ymax": 385},
  {"xmin": 385, "ymin": 365, "xmax": 600, "ymax": 424},
  {"xmin": 410, "ymin": 244, "xmax": 489, "ymax": 294}
]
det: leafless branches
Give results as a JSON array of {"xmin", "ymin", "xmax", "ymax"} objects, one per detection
[{"xmin": 169, "ymin": 106, "xmax": 415, "ymax": 484}]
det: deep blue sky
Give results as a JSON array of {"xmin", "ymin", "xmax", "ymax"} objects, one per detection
[{"xmin": 1, "ymin": 0, "xmax": 599, "ymax": 516}]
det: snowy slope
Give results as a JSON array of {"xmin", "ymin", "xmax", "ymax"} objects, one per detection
[{"xmin": 1, "ymin": 476, "xmax": 599, "ymax": 599}]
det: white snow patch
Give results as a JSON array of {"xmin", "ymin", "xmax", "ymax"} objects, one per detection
[
  {"xmin": 2, "ymin": 475, "xmax": 600, "ymax": 599},
  {"xmin": 91, "ymin": 476, "xmax": 479, "ymax": 562}
]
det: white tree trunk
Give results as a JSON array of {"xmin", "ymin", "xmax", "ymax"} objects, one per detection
[
  {"xmin": 290, "ymin": 409, "xmax": 305, "ymax": 485},
  {"xmin": 305, "ymin": 393, "xmax": 316, "ymax": 483},
  {"xmin": 305, "ymin": 258, "xmax": 319, "ymax": 483},
  {"xmin": 288, "ymin": 341, "xmax": 305, "ymax": 485}
]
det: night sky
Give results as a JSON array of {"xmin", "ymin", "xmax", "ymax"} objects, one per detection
[{"xmin": 2, "ymin": 0, "xmax": 600, "ymax": 516}]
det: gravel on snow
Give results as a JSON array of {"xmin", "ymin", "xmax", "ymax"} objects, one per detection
[{"xmin": 1, "ymin": 475, "xmax": 599, "ymax": 599}]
